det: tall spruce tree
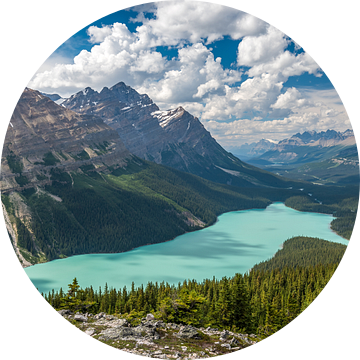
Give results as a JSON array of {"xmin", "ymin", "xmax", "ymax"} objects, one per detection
[
  {"xmin": 59, "ymin": 277, "xmax": 95, "ymax": 312},
  {"xmin": 231, "ymin": 274, "xmax": 253, "ymax": 332},
  {"xmin": 215, "ymin": 277, "xmax": 233, "ymax": 329}
]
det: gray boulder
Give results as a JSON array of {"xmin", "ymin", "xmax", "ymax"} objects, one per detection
[
  {"xmin": 167, "ymin": 323, "xmax": 180, "ymax": 330},
  {"xmin": 57, "ymin": 309, "xmax": 72, "ymax": 316},
  {"xmin": 99, "ymin": 327, "xmax": 137, "ymax": 341},
  {"xmin": 206, "ymin": 326, "xmax": 218, "ymax": 332},
  {"xmin": 99, "ymin": 324, "xmax": 158, "ymax": 341},
  {"xmin": 137, "ymin": 324, "xmax": 157, "ymax": 335},
  {"xmin": 176, "ymin": 325, "xmax": 201, "ymax": 340},
  {"xmin": 146, "ymin": 313, "xmax": 155, "ymax": 321},
  {"xmin": 219, "ymin": 330, "xmax": 230, "ymax": 340},
  {"xmin": 117, "ymin": 318, "xmax": 130, "ymax": 327},
  {"xmin": 74, "ymin": 314, "xmax": 88, "ymax": 322},
  {"xmin": 154, "ymin": 320, "xmax": 166, "ymax": 328},
  {"xmin": 94, "ymin": 312, "xmax": 106, "ymax": 319},
  {"xmin": 85, "ymin": 328, "xmax": 95, "ymax": 336}
]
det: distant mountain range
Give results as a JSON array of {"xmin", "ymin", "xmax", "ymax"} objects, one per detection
[
  {"xmin": 232, "ymin": 129, "xmax": 355, "ymax": 159},
  {"xmin": 232, "ymin": 129, "xmax": 358, "ymax": 185}
]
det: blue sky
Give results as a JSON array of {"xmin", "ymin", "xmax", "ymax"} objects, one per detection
[{"xmin": 29, "ymin": 1, "xmax": 350, "ymax": 148}]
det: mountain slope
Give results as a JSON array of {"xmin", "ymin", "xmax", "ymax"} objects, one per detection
[
  {"xmin": 1, "ymin": 88, "xmax": 133, "ymax": 193},
  {"xmin": 2, "ymin": 88, "xmax": 301, "ymax": 267},
  {"xmin": 62, "ymin": 82, "xmax": 297, "ymax": 188}
]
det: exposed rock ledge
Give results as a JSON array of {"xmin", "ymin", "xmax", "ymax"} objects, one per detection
[
  {"xmin": 58, "ymin": 310, "xmax": 259, "ymax": 358},
  {"xmin": 1, "ymin": 202, "xmax": 32, "ymax": 267}
]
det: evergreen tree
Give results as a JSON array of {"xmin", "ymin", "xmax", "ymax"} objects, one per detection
[
  {"xmin": 59, "ymin": 278, "xmax": 95, "ymax": 312},
  {"xmin": 231, "ymin": 275, "xmax": 252, "ymax": 332},
  {"xmin": 215, "ymin": 277, "xmax": 233, "ymax": 329}
]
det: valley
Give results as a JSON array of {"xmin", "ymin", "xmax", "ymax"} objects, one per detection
[
  {"xmin": 1, "ymin": 84, "xmax": 358, "ymax": 268},
  {"xmin": 233, "ymin": 129, "xmax": 359, "ymax": 186},
  {"xmin": 25, "ymin": 202, "xmax": 347, "ymax": 295},
  {"xmin": 0, "ymin": 83, "xmax": 360, "ymax": 358},
  {"xmin": 2, "ymin": 3, "xmax": 359, "ymax": 358}
]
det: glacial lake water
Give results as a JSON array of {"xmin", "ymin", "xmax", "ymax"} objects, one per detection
[{"xmin": 25, "ymin": 202, "xmax": 348, "ymax": 294}]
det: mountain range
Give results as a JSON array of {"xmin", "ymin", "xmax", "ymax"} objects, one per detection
[
  {"xmin": 232, "ymin": 129, "xmax": 355, "ymax": 159},
  {"xmin": 1, "ymin": 82, "xmax": 358, "ymax": 267},
  {"xmin": 0, "ymin": 85, "xmax": 291, "ymax": 266},
  {"xmin": 50, "ymin": 82, "xmax": 296, "ymax": 188}
]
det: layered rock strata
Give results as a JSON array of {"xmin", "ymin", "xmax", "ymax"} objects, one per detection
[{"xmin": 1, "ymin": 88, "xmax": 131, "ymax": 192}]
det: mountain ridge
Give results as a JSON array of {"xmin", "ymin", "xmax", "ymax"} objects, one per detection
[
  {"xmin": 232, "ymin": 129, "xmax": 355, "ymax": 160},
  {"xmin": 1, "ymin": 87, "xmax": 297, "ymax": 266},
  {"xmin": 2, "ymin": 86, "xmax": 357, "ymax": 267},
  {"xmin": 1, "ymin": 88, "xmax": 132, "ymax": 193},
  {"xmin": 60, "ymin": 82, "xmax": 301, "ymax": 189}
]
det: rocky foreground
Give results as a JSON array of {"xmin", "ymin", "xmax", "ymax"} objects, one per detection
[{"xmin": 58, "ymin": 310, "xmax": 260, "ymax": 358}]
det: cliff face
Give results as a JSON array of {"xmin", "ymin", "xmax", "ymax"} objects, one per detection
[{"xmin": 1, "ymin": 88, "xmax": 131, "ymax": 192}]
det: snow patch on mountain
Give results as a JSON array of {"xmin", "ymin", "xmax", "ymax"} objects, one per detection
[{"xmin": 152, "ymin": 107, "xmax": 185, "ymax": 128}]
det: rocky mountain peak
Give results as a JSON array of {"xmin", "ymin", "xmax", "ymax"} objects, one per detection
[
  {"xmin": 289, "ymin": 129, "xmax": 352, "ymax": 145},
  {"xmin": 59, "ymin": 81, "xmax": 289, "ymax": 187},
  {"xmin": 63, "ymin": 82, "xmax": 155, "ymax": 113}
]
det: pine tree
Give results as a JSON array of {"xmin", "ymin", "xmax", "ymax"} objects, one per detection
[
  {"xmin": 231, "ymin": 275, "xmax": 252, "ymax": 332},
  {"xmin": 58, "ymin": 278, "xmax": 95, "ymax": 312},
  {"xmin": 215, "ymin": 277, "xmax": 233, "ymax": 329}
]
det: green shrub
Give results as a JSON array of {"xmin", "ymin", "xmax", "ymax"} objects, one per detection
[
  {"xmin": 15, "ymin": 175, "xmax": 29, "ymax": 186},
  {"xmin": 7, "ymin": 154, "xmax": 23, "ymax": 174}
]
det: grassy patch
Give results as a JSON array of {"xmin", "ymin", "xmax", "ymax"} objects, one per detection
[{"xmin": 106, "ymin": 174, "xmax": 187, "ymax": 213}]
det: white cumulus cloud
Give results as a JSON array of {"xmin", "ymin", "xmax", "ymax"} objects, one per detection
[
  {"xmin": 136, "ymin": 1, "xmax": 267, "ymax": 45},
  {"xmin": 27, "ymin": 1, "xmax": 347, "ymax": 147},
  {"xmin": 271, "ymin": 87, "xmax": 309, "ymax": 110}
]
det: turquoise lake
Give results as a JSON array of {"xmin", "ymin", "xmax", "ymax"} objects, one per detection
[{"xmin": 25, "ymin": 202, "xmax": 348, "ymax": 294}]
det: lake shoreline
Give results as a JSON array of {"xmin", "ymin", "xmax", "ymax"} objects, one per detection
[
  {"xmin": 25, "ymin": 202, "xmax": 348, "ymax": 294},
  {"xmin": 24, "ymin": 201, "xmax": 347, "ymax": 269}
]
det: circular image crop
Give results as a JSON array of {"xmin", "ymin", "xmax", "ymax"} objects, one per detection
[{"xmin": 1, "ymin": 1, "xmax": 358, "ymax": 359}]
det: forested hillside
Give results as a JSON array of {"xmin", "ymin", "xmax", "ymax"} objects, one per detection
[
  {"xmin": 252, "ymin": 236, "xmax": 346, "ymax": 271},
  {"xmin": 44, "ymin": 237, "xmax": 344, "ymax": 336},
  {"xmin": 1, "ymin": 157, "xmax": 288, "ymax": 265},
  {"xmin": 2, "ymin": 153, "xmax": 357, "ymax": 266},
  {"xmin": 284, "ymin": 195, "xmax": 358, "ymax": 239}
]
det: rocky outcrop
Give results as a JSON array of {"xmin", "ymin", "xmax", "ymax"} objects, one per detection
[
  {"xmin": 1, "ymin": 201, "xmax": 32, "ymax": 267},
  {"xmin": 175, "ymin": 325, "xmax": 201, "ymax": 340},
  {"xmin": 58, "ymin": 311, "xmax": 259, "ymax": 358}
]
